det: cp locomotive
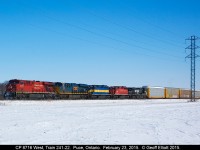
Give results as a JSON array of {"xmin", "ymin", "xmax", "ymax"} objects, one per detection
[{"xmin": 4, "ymin": 79, "xmax": 55, "ymax": 99}]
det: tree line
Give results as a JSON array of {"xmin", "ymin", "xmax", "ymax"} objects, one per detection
[{"xmin": 0, "ymin": 82, "xmax": 7, "ymax": 99}]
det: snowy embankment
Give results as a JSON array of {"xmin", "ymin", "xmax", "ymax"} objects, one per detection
[{"xmin": 0, "ymin": 99, "xmax": 200, "ymax": 144}]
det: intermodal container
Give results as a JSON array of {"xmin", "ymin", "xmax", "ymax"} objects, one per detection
[
  {"xmin": 143, "ymin": 86, "xmax": 165, "ymax": 99},
  {"xmin": 165, "ymin": 87, "xmax": 180, "ymax": 98}
]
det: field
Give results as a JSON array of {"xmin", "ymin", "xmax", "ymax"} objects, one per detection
[{"xmin": 0, "ymin": 99, "xmax": 200, "ymax": 144}]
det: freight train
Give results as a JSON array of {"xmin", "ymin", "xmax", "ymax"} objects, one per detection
[{"xmin": 3, "ymin": 79, "xmax": 200, "ymax": 100}]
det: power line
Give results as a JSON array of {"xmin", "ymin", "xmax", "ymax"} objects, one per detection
[
  {"xmin": 37, "ymin": 14, "xmax": 182, "ymax": 58},
  {"xmin": 4, "ymin": 15, "xmax": 184, "ymax": 64},
  {"xmin": 82, "ymin": 9, "xmax": 184, "ymax": 49},
  {"xmin": 16, "ymin": 1, "xmax": 183, "ymax": 60},
  {"xmin": 25, "ymin": 22, "xmax": 183, "ymax": 62},
  {"xmin": 185, "ymin": 35, "xmax": 200, "ymax": 102},
  {"xmin": 69, "ymin": 19, "xmax": 183, "ymax": 55},
  {"xmin": 126, "ymin": 8, "xmax": 185, "ymax": 39}
]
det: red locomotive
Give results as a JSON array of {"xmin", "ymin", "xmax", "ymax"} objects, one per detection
[
  {"xmin": 109, "ymin": 86, "xmax": 129, "ymax": 99},
  {"xmin": 4, "ymin": 79, "xmax": 55, "ymax": 99}
]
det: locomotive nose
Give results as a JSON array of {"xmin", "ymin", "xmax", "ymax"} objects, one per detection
[{"xmin": 7, "ymin": 84, "xmax": 13, "ymax": 92}]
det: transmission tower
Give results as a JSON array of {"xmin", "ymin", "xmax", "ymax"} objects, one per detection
[{"xmin": 185, "ymin": 35, "xmax": 200, "ymax": 102}]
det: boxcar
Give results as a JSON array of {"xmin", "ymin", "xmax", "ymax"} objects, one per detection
[
  {"xmin": 143, "ymin": 86, "xmax": 165, "ymax": 99},
  {"xmin": 165, "ymin": 87, "xmax": 180, "ymax": 98}
]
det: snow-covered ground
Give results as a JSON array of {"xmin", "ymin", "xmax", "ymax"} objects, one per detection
[{"xmin": 0, "ymin": 99, "xmax": 200, "ymax": 144}]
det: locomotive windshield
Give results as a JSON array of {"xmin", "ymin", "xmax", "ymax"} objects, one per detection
[
  {"xmin": 55, "ymin": 82, "xmax": 62, "ymax": 86},
  {"xmin": 9, "ymin": 80, "xmax": 19, "ymax": 84}
]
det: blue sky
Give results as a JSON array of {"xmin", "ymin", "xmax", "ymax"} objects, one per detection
[{"xmin": 0, "ymin": 0, "xmax": 200, "ymax": 89}]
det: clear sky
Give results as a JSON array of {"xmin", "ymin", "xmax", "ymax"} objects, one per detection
[{"xmin": 0, "ymin": 0, "xmax": 200, "ymax": 89}]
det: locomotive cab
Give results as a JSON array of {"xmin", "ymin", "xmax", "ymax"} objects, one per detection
[
  {"xmin": 4, "ymin": 79, "xmax": 19, "ymax": 99},
  {"xmin": 128, "ymin": 87, "xmax": 147, "ymax": 99}
]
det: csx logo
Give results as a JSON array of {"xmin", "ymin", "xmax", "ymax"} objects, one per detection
[{"xmin": 73, "ymin": 87, "xmax": 78, "ymax": 91}]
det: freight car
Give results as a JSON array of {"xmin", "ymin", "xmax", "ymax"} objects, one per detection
[
  {"xmin": 179, "ymin": 89, "xmax": 191, "ymax": 99},
  {"xmin": 143, "ymin": 86, "xmax": 165, "ymax": 99},
  {"xmin": 165, "ymin": 87, "xmax": 179, "ymax": 99},
  {"xmin": 4, "ymin": 79, "xmax": 55, "ymax": 99},
  {"xmin": 195, "ymin": 90, "xmax": 200, "ymax": 99}
]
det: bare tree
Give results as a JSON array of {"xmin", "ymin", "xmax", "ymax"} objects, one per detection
[{"xmin": 0, "ymin": 81, "xmax": 7, "ymax": 100}]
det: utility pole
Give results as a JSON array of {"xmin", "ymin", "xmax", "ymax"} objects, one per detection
[{"xmin": 185, "ymin": 35, "xmax": 200, "ymax": 102}]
